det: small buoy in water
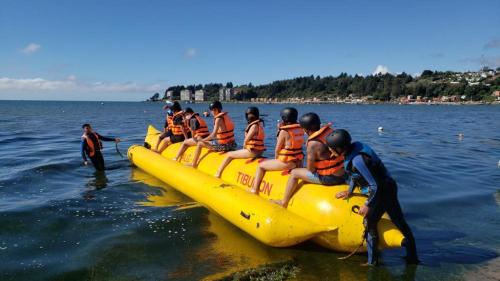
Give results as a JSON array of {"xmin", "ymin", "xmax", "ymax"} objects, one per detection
[
  {"xmin": 497, "ymin": 160, "xmax": 500, "ymax": 167},
  {"xmin": 100, "ymin": 102, "xmax": 104, "ymax": 105},
  {"xmin": 378, "ymin": 127, "xmax": 384, "ymax": 132},
  {"xmin": 458, "ymin": 133, "xmax": 464, "ymax": 140}
]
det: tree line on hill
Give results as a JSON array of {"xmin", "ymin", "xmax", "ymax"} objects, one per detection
[{"xmin": 149, "ymin": 69, "xmax": 500, "ymax": 102}]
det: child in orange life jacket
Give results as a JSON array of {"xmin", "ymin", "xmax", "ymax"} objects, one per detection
[
  {"xmin": 154, "ymin": 101, "xmax": 189, "ymax": 154},
  {"xmin": 153, "ymin": 101, "xmax": 174, "ymax": 152},
  {"xmin": 214, "ymin": 107, "xmax": 265, "ymax": 178},
  {"xmin": 272, "ymin": 113, "xmax": 345, "ymax": 208},
  {"xmin": 174, "ymin": 107, "xmax": 210, "ymax": 161},
  {"xmin": 81, "ymin": 124, "xmax": 120, "ymax": 171},
  {"xmin": 250, "ymin": 107, "xmax": 304, "ymax": 194},
  {"xmin": 189, "ymin": 101, "xmax": 237, "ymax": 168}
]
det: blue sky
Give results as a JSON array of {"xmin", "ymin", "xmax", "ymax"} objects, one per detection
[{"xmin": 1, "ymin": 0, "xmax": 499, "ymax": 100}]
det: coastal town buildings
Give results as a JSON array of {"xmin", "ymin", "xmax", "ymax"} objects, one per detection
[
  {"xmin": 180, "ymin": 89, "xmax": 193, "ymax": 101},
  {"xmin": 219, "ymin": 87, "xmax": 234, "ymax": 101},
  {"xmin": 165, "ymin": 90, "xmax": 174, "ymax": 99},
  {"xmin": 195, "ymin": 90, "xmax": 206, "ymax": 101}
]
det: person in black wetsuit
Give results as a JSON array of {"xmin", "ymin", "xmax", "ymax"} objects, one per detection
[
  {"xmin": 81, "ymin": 124, "xmax": 120, "ymax": 171},
  {"xmin": 327, "ymin": 129, "xmax": 419, "ymax": 266}
]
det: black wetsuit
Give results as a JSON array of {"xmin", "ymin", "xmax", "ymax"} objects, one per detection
[{"xmin": 81, "ymin": 133, "xmax": 115, "ymax": 171}]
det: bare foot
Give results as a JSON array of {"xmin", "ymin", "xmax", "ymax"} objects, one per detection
[
  {"xmin": 270, "ymin": 199, "xmax": 286, "ymax": 208},
  {"xmin": 250, "ymin": 188, "xmax": 259, "ymax": 194},
  {"xmin": 214, "ymin": 173, "xmax": 221, "ymax": 178},
  {"xmin": 184, "ymin": 163, "xmax": 194, "ymax": 167}
]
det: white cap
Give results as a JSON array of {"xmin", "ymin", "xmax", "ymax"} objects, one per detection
[{"xmin": 163, "ymin": 100, "xmax": 174, "ymax": 110}]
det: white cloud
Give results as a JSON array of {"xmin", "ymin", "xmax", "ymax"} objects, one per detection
[
  {"xmin": 373, "ymin": 65, "xmax": 390, "ymax": 75},
  {"xmin": 184, "ymin": 48, "xmax": 197, "ymax": 58},
  {"xmin": 459, "ymin": 55, "xmax": 500, "ymax": 68},
  {"xmin": 0, "ymin": 76, "xmax": 162, "ymax": 93},
  {"xmin": 483, "ymin": 38, "xmax": 500, "ymax": 49},
  {"xmin": 20, "ymin": 43, "xmax": 41, "ymax": 54}
]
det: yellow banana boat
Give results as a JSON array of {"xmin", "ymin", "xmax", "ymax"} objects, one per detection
[
  {"xmin": 128, "ymin": 125, "xmax": 406, "ymax": 252},
  {"xmin": 129, "ymin": 144, "xmax": 333, "ymax": 247}
]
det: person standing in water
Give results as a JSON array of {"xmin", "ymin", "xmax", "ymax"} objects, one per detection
[
  {"xmin": 250, "ymin": 107, "xmax": 304, "ymax": 194},
  {"xmin": 214, "ymin": 107, "xmax": 265, "ymax": 178},
  {"xmin": 327, "ymin": 129, "xmax": 419, "ymax": 265},
  {"xmin": 273, "ymin": 113, "xmax": 345, "ymax": 207},
  {"xmin": 189, "ymin": 101, "xmax": 237, "ymax": 168},
  {"xmin": 81, "ymin": 124, "xmax": 120, "ymax": 171}
]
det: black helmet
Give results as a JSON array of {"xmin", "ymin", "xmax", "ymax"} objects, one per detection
[
  {"xmin": 245, "ymin": 106, "xmax": 260, "ymax": 122},
  {"xmin": 209, "ymin": 101, "xmax": 222, "ymax": 111},
  {"xmin": 184, "ymin": 107, "xmax": 194, "ymax": 114},
  {"xmin": 171, "ymin": 101, "xmax": 182, "ymax": 112},
  {"xmin": 299, "ymin": 113, "xmax": 321, "ymax": 131},
  {"xmin": 326, "ymin": 129, "xmax": 352, "ymax": 153},
  {"xmin": 280, "ymin": 107, "xmax": 298, "ymax": 123}
]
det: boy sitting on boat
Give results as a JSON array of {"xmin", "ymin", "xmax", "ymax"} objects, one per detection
[
  {"xmin": 154, "ymin": 101, "xmax": 189, "ymax": 154},
  {"xmin": 188, "ymin": 101, "xmax": 237, "ymax": 168},
  {"xmin": 272, "ymin": 113, "xmax": 345, "ymax": 208},
  {"xmin": 214, "ymin": 106, "xmax": 266, "ymax": 178},
  {"xmin": 250, "ymin": 107, "xmax": 304, "ymax": 194},
  {"xmin": 174, "ymin": 107, "xmax": 210, "ymax": 161}
]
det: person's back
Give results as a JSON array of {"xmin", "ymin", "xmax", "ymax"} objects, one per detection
[
  {"xmin": 273, "ymin": 113, "xmax": 345, "ymax": 208},
  {"xmin": 214, "ymin": 107, "xmax": 264, "ymax": 178},
  {"xmin": 213, "ymin": 111, "xmax": 235, "ymax": 145},
  {"xmin": 189, "ymin": 101, "xmax": 237, "ymax": 168},
  {"xmin": 251, "ymin": 107, "xmax": 303, "ymax": 194},
  {"xmin": 307, "ymin": 124, "xmax": 344, "ymax": 178}
]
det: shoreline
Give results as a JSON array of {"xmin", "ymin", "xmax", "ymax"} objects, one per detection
[{"xmin": 147, "ymin": 100, "xmax": 500, "ymax": 106}]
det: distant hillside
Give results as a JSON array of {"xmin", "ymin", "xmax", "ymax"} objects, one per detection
[{"xmin": 149, "ymin": 68, "xmax": 500, "ymax": 102}]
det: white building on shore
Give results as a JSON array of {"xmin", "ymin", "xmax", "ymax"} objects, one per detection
[
  {"xmin": 219, "ymin": 87, "xmax": 234, "ymax": 101},
  {"xmin": 195, "ymin": 90, "xmax": 206, "ymax": 101},
  {"xmin": 180, "ymin": 89, "xmax": 193, "ymax": 101},
  {"xmin": 165, "ymin": 90, "xmax": 174, "ymax": 100}
]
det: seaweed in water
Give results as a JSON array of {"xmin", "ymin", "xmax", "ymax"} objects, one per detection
[{"xmin": 215, "ymin": 260, "xmax": 299, "ymax": 281}]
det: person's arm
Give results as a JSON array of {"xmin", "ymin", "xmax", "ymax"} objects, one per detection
[
  {"xmin": 244, "ymin": 124, "xmax": 258, "ymax": 147},
  {"xmin": 96, "ymin": 133, "xmax": 119, "ymax": 142},
  {"xmin": 202, "ymin": 118, "xmax": 221, "ymax": 142},
  {"xmin": 352, "ymin": 155, "xmax": 378, "ymax": 207},
  {"xmin": 305, "ymin": 142, "xmax": 317, "ymax": 172},
  {"xmin": 189, "ymin": 118, "xmax": 198, "ymax": 133},
  {"xmin": 274, "ymin": 130, "xmax": 286, "ymax": 159},
  {"xmin": 81, "ymin": 139, "xmax": 88, "ymax": 162}
]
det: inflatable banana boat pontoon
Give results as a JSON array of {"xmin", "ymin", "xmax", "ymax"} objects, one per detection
[{"xmin": 128, "ymin": 125, "xmax": 405, "ymax": 252}]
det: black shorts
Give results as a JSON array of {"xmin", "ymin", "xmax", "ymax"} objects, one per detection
[
  {"xmin": 170, "ymin": 134, "xmax": 185, "ymax": 143},
  {"xmin": 159, "ymin": 131, "xmax": 171, "ymax": 140},
  {"xmin": 212, "ymin": 141, "xmax": 237, "ymax": 152}
]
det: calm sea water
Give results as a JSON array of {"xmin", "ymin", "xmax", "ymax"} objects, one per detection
[{"xmin": 0, "ymin": 100, "xmax": 499, "ymax": 281}]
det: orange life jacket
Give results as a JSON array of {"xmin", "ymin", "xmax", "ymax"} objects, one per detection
[
  {"xmin": 307, "ymin": 125, "xmax": 344, "ymax": 176},
  {"xmin": 244, "ymin": 119, "xmax": 265, "ymax": 152},
  {"xmin": 82, "ymin": 132, "xmax": 102, "ymax": 157},
  {"xmin": 188, "ymin": 113, "xmax": 209, "ymax": 138},
  {"xmin": 214, "ymin": 112, "xmax": 235, "ymax": 144},
  {"xmin": 168, "ymin": 111, "xmax": 185, "ymax": 136},
  {"xmin": 277, "ymin": 123, "xmax": 304, "ymax": 163}
]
